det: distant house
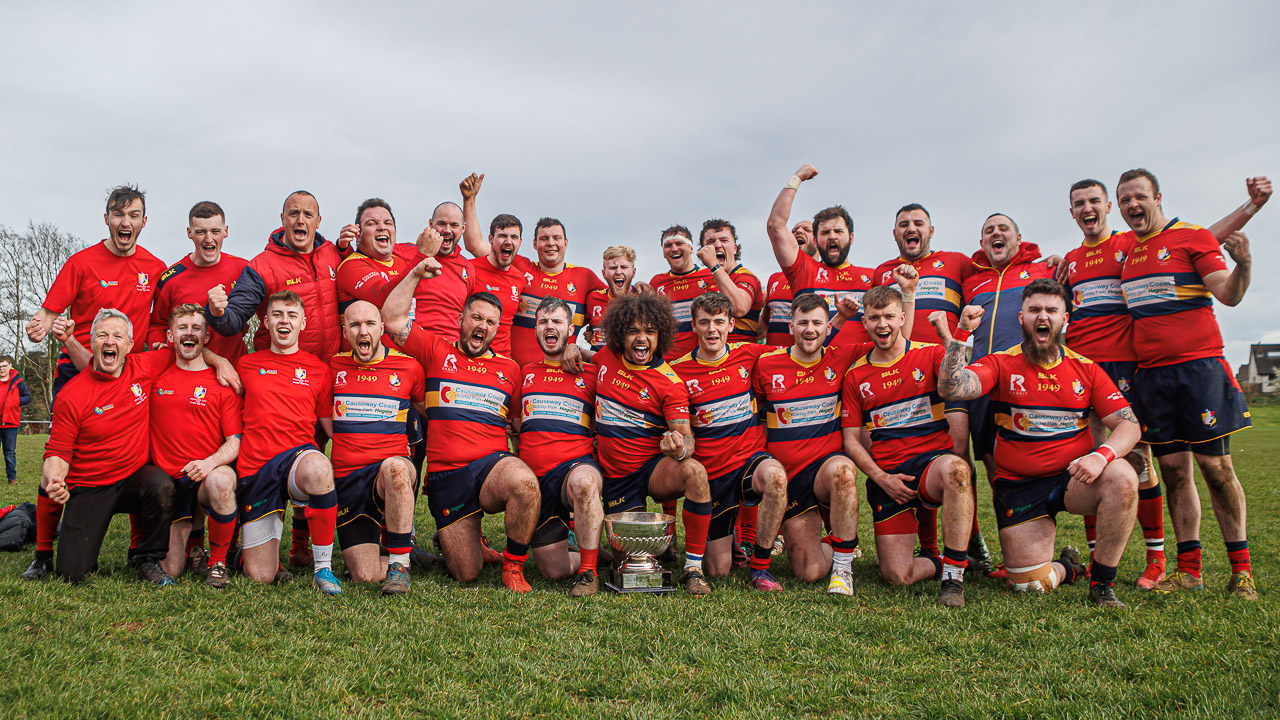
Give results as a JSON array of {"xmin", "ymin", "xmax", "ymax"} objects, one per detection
[{"xmin": 1239, "ymin": 343, "xmax": 1280, "ymax": 395}]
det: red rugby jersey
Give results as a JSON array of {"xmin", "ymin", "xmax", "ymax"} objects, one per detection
[
  {"xmin": 669, "ymin": 343, "xmax": 772, "ymax": 479},
  {"xmin": 762, "ymin": 271, "xmax": 795, "ymax": 347},
  {"xmin": 236, "ymin": 350, "xmax": 333, "ymax": 478},
  {"xmin": 147, "ymin": 253, "xmax": 250, "ymax": 364},
  {"xmin": 43, "ymin": 241, "xmax": 168, "ymax": 354},
  {"xmin": 1120, "ymin": 220, "xmax": 1230, "ymax": 368},
  {"xmin": 1062, "ymin": 231, "xmax": 1136, "ymax": 363},
  {"xmin": 593, "ymin": 348, "xmax": 690, "ymax": 478},
  {"xmin": 782, "ymin": 252, "xmax": 873, "ymax": 345},
  {"xmin": 337, "ymin": 251, "xmax": 418, "ymax": 313},
  {"xmin": 398, "ymin": 324, "xmax": 521, "ymax": 473},
  {"xmin": 408, "ymin": 245, "xmax": 474, "ymax": 339},
  {"xmin": 517, "ymin": 360, "xmax": 597, "ymax": 477},
  {"xmin": 650, "ymin": 266, "xmax": 720, "ymax": 358},
  {"xmin": 510, "ymin": 256, "xmax": 605, "ymax": 368},
  {"xmin": 469, "ymin": 256, "xmax": 527, "ymax": 357},
  {"xmin": 44, "ymin": 350, "xmax": 174, "ymax": 487},
  {"xmin": 872, "ymin": 250, "xmax": 973, "ymax": 345},
  {"xmin": 583, "ymin": 287, "xmax": 640, "ymax": 352},
  {"xmin": 751, "ymin": 342, "xmax": 872, "ymax": 478},
  {"xmin": 725, "ymin": 264, "xmax": 764, "ymax": 343},
  {"xmin": 329, "ymin": 347, "xmax": 426, "ymax": 477},
  {"xmin": 840, "ymin": 341, "xmax": 951, "ymax": 469},
  {"xmin": 149, "ymin": 364, "xmax": 243, "ymax": 479},
  {"xmin": 970, "ymin": 345, "xmax": 1128, "ymax": 482}
]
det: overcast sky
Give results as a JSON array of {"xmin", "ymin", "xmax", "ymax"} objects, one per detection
[{"xmin": 2, "ymin": 2, "xmax": 1277, "ymax": 366}]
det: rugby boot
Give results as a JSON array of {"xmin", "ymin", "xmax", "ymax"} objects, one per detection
[
  {"xmin": 1225, "ymin": 572, "xmax": 1258, "ymax": 601},
  {"xmin": 501, "ymin": 560, "xmax": 532, "ymax": 593},
  {"xmin": 681, "ymin": 567, "xmax": 712, "ymax": 596},
  {"xmin": 480, "ymin": 534, "xmax": 504, "ymax": 566},
  {"xmin": 381, "ymin": 562, "xmax": 411, "ymax": 596},
  {"xmin": 749, "ymin": 569, "xmax": 782, "ymax": 592},
  {"xmin": 313, "ymin": 567, "xmax": 343, "ymax": 595},
  {"xmin": 657, "ymin": 544, "xmax": 679, "ymax": 566},
  {"xmin": 566, "ymin": 529, "xmax": 580, "ymax": 553},
  {"xmin": 986, "ymin": 562, "xmax": 1008, "ymax": 581},
  {"xmin": 136, "ymin": 560, "xmax": 174, "ymax": 586},
  {"xmin": 1153, "ymin": 570, "xmax": 1203, "ymax": 593},
  {"xmin": 967, "ymin": 534, "xmax": 992, "ymax": 575},
  {"xmin": 22, "ymin": 555, "xmax": 52, "ymax": 581},
  {"xmin": 1057, "ymin": 546, "xmax": 1085, "ymax": 584},
  {"xmin": 569, "ymin": 569, "xmax": 599, "ymax": 597},
  {"xmin": 186, "ymin": 545, "xmax": 209, "ymax": 577},
  {"xmin": 287, "ymin": 546, "xmax": 313, "ymax": 569},
  {"xmin": 1135, "ymin": 562, "xmax": 1167, "ymax": 591},
  {"xmin": 938, "ymin": 579, "xmax": 966, "ymax": 607},
  {"xmin": 827, "ymin": 567, "xmax": 854, "ymax": 596},
  {"xmin": 273, "ymin": 561, "xmax": 295, "ymax": 585},
  {"xmin": 732, "ymin": 541, "xmax": 750, "ymax": 569},
  {"xmin": 408, "ymin": 543, "xmax": 443, "ymax": 569},
  {"xmin": 205, "ymin": 561, "xmax": 230, "ymax": 589},
  {"xmin": 1088, "ymin": 583, "xmax": 1126, "ymax": 608},
  {"xmin": 771, "ymin": 535, "xmax": 785, "ymax": 556}
]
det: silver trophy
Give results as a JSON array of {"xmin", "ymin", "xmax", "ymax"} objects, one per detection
[{"xmin": 603, "ymin": 511, "xmax": 677, "ymax": 593}]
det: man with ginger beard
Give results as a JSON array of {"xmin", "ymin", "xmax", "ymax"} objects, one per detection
[
  {"xmin": 514, "ymin": 297, "xmax": 605, "ymax": 596},
  {"xmin": 937, "ymin": 280, "xmax": 1139, "ymax": 608},
  {"xmin": 328, "ymin": 300, "xmax": 425, "ymax": 595},
  {"xmin": 383, "ymin": 258, "xmax": 541, "ymax": 593}
]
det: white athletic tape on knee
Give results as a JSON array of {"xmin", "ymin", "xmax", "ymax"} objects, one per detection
[{"xmin": 1006, "ymin": 562, "xmax": 1060, "ymax": 593}]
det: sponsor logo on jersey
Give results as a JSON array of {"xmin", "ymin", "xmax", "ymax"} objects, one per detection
[
  {"xmin": 334, "ymin": 371, "xmax": 347, "ymax": 387},
  {"xmin": 99, "ymin": 280, "xmax": 119, "ymax": 288},
  {"xmin": 259, "ymin": 368, "xmax": 277, "ymax": 375},
  {"xmin": 93, "ymin": 403, "xmax": 114, "ymax": 415},
  {"xmin": 443, "ymin": 354, "xmax": 458, "ymax": 373},
  {"xmin": 772, "ymin": 374, "xmax": 786, "ymax": 391},
  {"xmin": 1010, "ymin": 374, "xmax": 1027, "ymax": 393}
]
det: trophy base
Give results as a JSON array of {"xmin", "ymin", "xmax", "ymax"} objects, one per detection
[{"xmin": 605, "ymin": 567, "xmax": 676, "ymax": 594}]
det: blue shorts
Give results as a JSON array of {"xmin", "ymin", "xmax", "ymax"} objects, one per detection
[
  {"xmin": 171, "ymin": 474, "xmax": 201, "ymax": 523},
  {"xmin": 603, "ymin": 453, "xmax": 664, "ymax": 514},
  {"xmin": 1133, "ymin": 357, "xmax": 1251, "ymax": 447},
  {"xmin": 237, "ymin": 444, "xmax": 318, "ymax": 525},
  {"xmin": 425, "ymin": 451, "xmax": 512, "ymax": 531},
  {"xmin": 967, "ymin": 395, "xmax": 996, "ymax": 457},
  {"xmin": 785, "ymin": 452, "xmax": 841, "ymax": 523},
  {"xmin": 335, "ymin": 460, "xmax": 391, "ymax": 549},
  {"xmin": 1097, "ymin": 361, "xmax": 1138, "ymax": 404},
  {"xmin": 704, "ymin": 451, "xmax": 771, "ymax": 541},
  {"xmin": 991, "ymin": 471, "xmax": 1071, "ymax": 530},
  {"xmin": 532, "ymin": 455, "xmax": 600, "ymax": 548},
  {"xmin": 867, "ymin": 449, "xmax": 952, "ymax": 533}
]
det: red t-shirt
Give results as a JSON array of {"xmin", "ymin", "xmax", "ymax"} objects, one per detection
[
  {"xmin": 409, "ymin": 245, "xmax": 475, "ymax": 340},
  {"xmin": 782, "ymin": 252, "xmax": 873, "ymax": 345},
  {"xmin": 517, "ymin": 360, "xmax": 597, "ymax": 477},
  {"xmin": 669, "ymin": 343, "xmax": 772, "ymax": 479},
  {"xmin": 236, "ymin": 350, "xmax": 333, "ymax": 477},
  {"xmin": 1120, "ymin": 220, "xmax": 1230, "ymax": 368},
  {"xmin": 840, "ymin": 341, "xmax": 951, "ymax": 469},
  {"xmin": 752, "ymin": 342, "xmax": 872, "ymax": 478},
  {"xmin": 147, "ymin": 253, "xmax": 250, "ymax": 364},
  {"xmin": 650, "ymin": 266, "xmax": 719, "ymax": 358},
  {"xmin": 44, "ymin": 350, "xmax": 174, "ymax": 487},
  {"xmin": 510, "ymin": 256, "xmax": 605, "ymax": 368},
  {"xmin": 398, "ymin": 324, "xmax": 521, "ymax": 473},
  {"xmin": 43, "ymin": 241, "xmax": 168, "ymax": 354},
  {"xmin": 763, "ymin": 271, "xmax": 795, "ymax": 347},
  {"xmin": 970, "ymin": 345, "xmax": 1129, "ymax": 481},
  {"xmin": 593, "ymin": 348, "xmax": 690, "ymax": 478},
  {"xmin": 149, "ymin": 365, "xmax": 243, "ymax": 479},
  {"xmin": 469, "ymin": 256, "xmax": 527, "ymax": 357},
  {"xmin": 1064, "ymin": 231, "xmax": 1137, "ymax": 363},
  {"xmin": 329, "ymin": 347, "xmax": 426, "ymax": 477},
  {"xmin": 871, "ymin": 250, "xmax": 973, "ymax": 345}
]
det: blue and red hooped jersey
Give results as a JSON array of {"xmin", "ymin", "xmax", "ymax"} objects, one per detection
[
  {"xmin": 329, "ymin": 347, "xmax": 425, "ymax": 477},
  {"xmin": 593, "ymin": 348, "xmax": 690, "ymax": 478},
  {"xmin": 725, "ymin": 264, "xmax": 764, "ymax": 343},
  {"xmin": 468, "ymin": 257, "xmax": 527, "ymax": 358},
  {"xmin": 517, "ymin": 360, "xmax": 597, "ymax": 478},
  {"xmin": 763, "ymin": 271, "xmax": 795, "ymax": 347},
  {"xmin": 1063, "ymin": 230, "xmax": 1136, "ymax": 363},
  {"xmin": 670, "ymin": 343, "xmax": 773, "ymax": 478},
  {"xmin": 650, "ymin": 267, "xmax": 720, "ymax": 358},
  {"xmin": 510, "ymin": 256, "xmax": 605, "ymax": 368},
  {"xmin": 841, "ymin": 341, "xmax": 951, "ymax": 470},
  {"xmin": 872, "ymin": 250, "xmax": 973, "ymax": 346},
  {"xmin": 782, "ymin": 252, "xmax": 873, "ymax": 346}
]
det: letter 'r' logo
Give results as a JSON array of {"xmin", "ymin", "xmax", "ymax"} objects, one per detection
[
  {"xmin": 1010, "ymin": 374, "xmax": 1026, "ymax": 393},
  {"xmin": 771, "ymin": 374, "xmax": 785, "ymax": 391}
]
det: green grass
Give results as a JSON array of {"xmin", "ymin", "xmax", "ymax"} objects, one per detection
[{"xmin": 2, "ymin": 409, "xmax": 1279, "ymax": 718}]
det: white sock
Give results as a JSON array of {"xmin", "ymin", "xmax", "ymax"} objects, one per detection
[
  {"xmin": 941, "ymin": 564, "xmax": 964, "ymax": 582},
  {"xmin": 684, "ymin": 552, "xmax": 703, "ymax": 571},
  {"xmin": 389, "ymin": 552, "xmax": 410, "ymax": 567},
  {"xmin": 833, "ymin": 550, "xmax": 854, "ymax": 573},
  {"xmin": 312, "ymin": 544, "xmax": 333, "ymax": 571}
]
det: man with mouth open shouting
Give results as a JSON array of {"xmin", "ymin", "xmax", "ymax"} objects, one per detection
[
  {"xmin": 937, "ymin": 280, "xmax": 1140, "ymax": 608},
  {"xmin": 759, "ymin": 220, "xmax": 817, "ymax": 347},
  {"xmin": 456, "ymin": 174, "xmax": 528, "ymax": 358},
  {"xmin": 383, "ymin": 258, "xmax": 541, "ymax": 593},
  {"xmin": 583, "ymin": 245, "xmax": 640, "ymax": 353},
  {"xmin": 650, "ymin": 225, "xmax": 724, "ymax": 359}
]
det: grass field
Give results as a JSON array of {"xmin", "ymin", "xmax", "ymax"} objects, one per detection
[{"xmin": 2, "ymin": 409, "xmax": 1278, "ymax": 719}]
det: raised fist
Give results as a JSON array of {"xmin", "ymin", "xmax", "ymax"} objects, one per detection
[
  {"xmin": 1247, "ymin": 176, "xmax": 1272, "ymax": 208},
  {"xmin": 1223, "ymin": 231, "xmax": 1250, "ymax": 266},
  {"xmin": 958, "ymin": 305, "xmax": 984, "ymax": 332},
  {"xmin": 460, "ymin": 173, "xmax": 485, "ymax": 200},
  {"xmin": 51, "ymin": 316, "xmax": 75, "ymax": 343},
  {"xmin": 836, "ymin": 295, "xmax": 861, "ymax": 319},
  {"xmin": 208, "ymin": 284, "xmax": 229, "ymax": 317},
  {"xmin": 893, "ymin": 263, "xmax": 919, "ymax": 293},
  {"xmin": 795, "ymin": 163, "xmax": 818, "ymax": 181},
  {"xmin": 337, "ymin": 223, "xmax": 359, "ymax": 250},
  {"xmin": 416, "ymin": 226, "xmax": 443, "ymax": 257},
  {"xmin": 696, "ymin": 244, "xmax": 719, "ymax": 268}
]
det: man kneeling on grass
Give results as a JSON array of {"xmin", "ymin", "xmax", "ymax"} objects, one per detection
[{"xmin": 936, "ymin": 280, "xmax": 1139, "ymax": 607}]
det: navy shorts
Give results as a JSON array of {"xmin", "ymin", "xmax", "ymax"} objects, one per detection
[
  {"xmin": 532, "ymin": 454, "xmax": 600, "ymax": 548},
  {"xmin": 991, "ymin": 471, "xmax": 1071, "ymax": 530},
  {"xmin": 237, "ymin": 444, "xmax": 319, "ymax": 525},
  {"xmin": 867, "ymin": 449, "xmax": 953, "ymax": 533},
  {"xmin": 968, "ymin": 395, "xmax": 996, "ymax": 457},
  {"xmin": 785, "ymin": 452, "xmax": 841, "ymax": 523},
  {"xmin": 603, "ymin": 453, "xmax": 664, "ymax": 515},
  {"xmin": 335, "ymin": 460, "xmax": 392, "ymax": 549},
  {"xmin": 425, "ymin": 451, "xmax": 512, "ymax": 531},
  {"xmin": 1097, "ymin": 361, "xmax": 1138, "ymax": 404},
  {"xmin": 703, "ymin": 451, "xmax": 771, "ymax": 542},
  {"xmin": 1133, "ymin": 357, "xmax": 1250, "ymax": 447},
  {"xmin": 171, "ymin": 474, "xmax": 201, "ymax": 523}
]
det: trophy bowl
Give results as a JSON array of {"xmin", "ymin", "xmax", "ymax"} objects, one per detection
[{"xmin": 603, "ymin": 511, "xmax": 676, "ymax": 593}]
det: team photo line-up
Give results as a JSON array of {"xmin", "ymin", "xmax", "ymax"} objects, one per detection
[{"xmin": 16, "ymin": 164, "xmax": 1269, "ymax": 608}]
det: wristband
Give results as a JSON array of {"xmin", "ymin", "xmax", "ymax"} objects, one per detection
[
  {"xmin": 1244, "ymin": 201, "xmax": 1259, "ymax": 217},
  {"xmin": 677, "ymin": 447, "xmax": 688, "ymax": 461},
  {"xmin": 707, "ymin": 263, "xmax": 722, "ymax": 274},
  {"xmin": 784, "ymin": 174, "xmax": 802, "ymax": 191},
  {"xmin": 952, "ymin": 327, "xmax": 972, "ymax": 342},
  {"xmin": 1095, "ymin": 444, "xmax": 1117, "ymax": 463}
]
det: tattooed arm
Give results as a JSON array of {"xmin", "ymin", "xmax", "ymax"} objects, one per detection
[
  {"xmin": 382, "ymin": 256, "xmax": 442, "ymax": 346},
  {"xmin": 1098, "ymin": 405, "xmax": 1141, "ymax": 459},
  {"xmin": 933, "ymin": 305, "xmax": 986, "ymax": 401}
]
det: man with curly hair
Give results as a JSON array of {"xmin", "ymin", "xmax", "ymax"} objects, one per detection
[{"xmin": 594, "ymin": 293, "xmax": 715, "ymax": 595}]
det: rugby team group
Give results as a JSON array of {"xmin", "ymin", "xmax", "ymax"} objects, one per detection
[{"xmin": 15, "ymin": 164, "xmax": 1269, "ymax": 608}]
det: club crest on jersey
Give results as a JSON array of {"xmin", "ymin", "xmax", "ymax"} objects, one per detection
[
  {"xmin": 388, "ymin": 373, "xmax": 401, "ymax": 388},
  {"xmin": 194, "ymin": 386, "xmax": 206, "ymax": 399},
  {"xmin": 1071, "ymin": 379, "xmax": 1084, "ymax": 396},
  {"xmin": 567, "ymin": 282, "xmax": 577, "ymax": 293},
  {"xmin": 912, "ymin": 368, "xmax": 924, "ymax": 382},
  {"xmin": 461, "ymin": 268, "xmax": 469, "ymax": 280},
  {"xmin": 510, "ymin": 287, "xmax": 520, "ymax": 302},
  {"xmin": 1019, "ymin": 270, "xmax": 1030, "ymax": 280},
  {"xmin": 860, "ymin": 274, "xmax": 870, "ymax": 284},
  {"xmin": 1157, "ymin": 247, "xmax": 1171, "ymax": 262},
  {"xmin": 574, "ymin": 377, "xmax": 586, "ymax": 390},
  {"xmin": 638, "ymin": 388, "xmax": 651, "ymax": 402},
  {"xmin": 1118, "ymin": 378, "xmax": 1130, "ymax": 392},
  {"xmin": 738, "ymin": 366, "xmax": 748, "ymax": 380},
  {"xmin": 329, "ymin": 267, "xmax": 336, "ymax": 280},
  {"xmin": 1115, "ymin": 250, "xmax": 1126, "ymax": 264},
  {"xmin": 1202, "ymin": 409, "xmax": 1217, "ymax": 427},
  {"xmin": 932, "ymin": 259, "xmax": 945, "ymax": 269},
  {"xmin": 130, "ymin": 383, "xmax": 144, "ymax": 398},
  {"xmin": 696, "ymin": 279, "xmax": 707, "ymax": 290},
  {"xmin": 292, "ymin": 367, "xmax": 309, "ymax": 386},
  {"xmin": 824, "ymin": 368, "xmax": 836, "ymax": 381},
  {"xmin": 496, "ymin": 371, "xmax": 507, "ymax": 383},
  {"xmin": 137, "ymin": 273, "xmax": 149, "ymax": 285}
]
